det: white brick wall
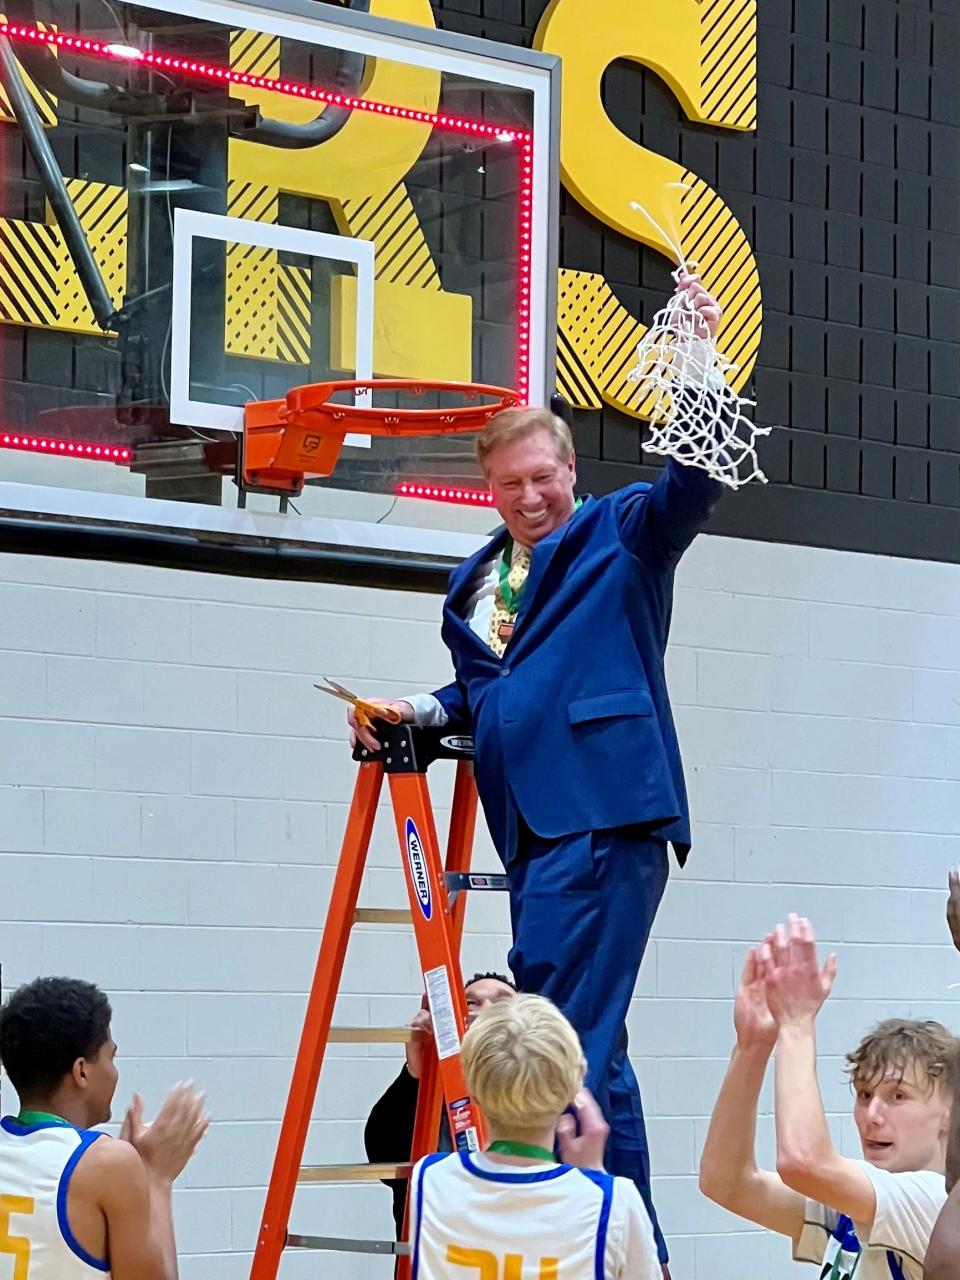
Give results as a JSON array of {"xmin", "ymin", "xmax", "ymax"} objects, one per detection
[{"xmin": 1, "ymin": 535, "xmax": 960, "ymax": 1280}]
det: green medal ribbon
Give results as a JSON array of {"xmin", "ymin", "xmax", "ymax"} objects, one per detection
[
  {"xmin": 486, "ymin": 1139, "xmax": 557, "ymax": 1163},
  {"xmin": 15, "ymin": 1109, "xmax": 72, "ymax": 1127}
]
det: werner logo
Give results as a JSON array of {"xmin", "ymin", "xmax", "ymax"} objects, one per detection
[
  {"xmin": 405, "ymin": 818, "xmax": 432, "ymax": 920},
  {"xmin": 440, "ymin": 735, "xmax": 474, "ymax": 753}
]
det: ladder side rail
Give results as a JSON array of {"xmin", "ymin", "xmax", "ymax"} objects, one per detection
[
  {"xmin": 387, "ymin": 772, "xmax": 486, "ymax": 1153},
  {"xmin": 249, "ymin": 762, "xmax": 385, "ymax": 1280},
  {"xmin": 397, "ymin": 759, "xmax": 481, "ymax": 1280},
  {"xmin": 408, "ymin": 758, "xmax": 479, "ymax": 1162}
]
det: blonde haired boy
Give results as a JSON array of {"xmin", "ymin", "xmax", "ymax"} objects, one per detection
[{"xmin": 409, "ymin": 994, "xmax": 661, "ymax": 1280}]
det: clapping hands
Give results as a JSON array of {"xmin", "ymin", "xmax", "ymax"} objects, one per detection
[
  {"xmin": 119, "ymin": 1082, "xmax": 209, "ymax": 1184},
  {"xmin": 734, "ymin": 915, "xmax": 837, "ymax": 1047}
]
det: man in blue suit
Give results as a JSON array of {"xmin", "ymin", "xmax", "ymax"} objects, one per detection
[{"xmin": 350, "ymin": 275, "xmax": 725, "ymax": 1273}]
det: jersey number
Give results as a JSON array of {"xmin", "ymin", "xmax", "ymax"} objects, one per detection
[
  {"xmin": 447, "ymin": 1245, "xmax": 559, "ymax": 1280},
  {"xmin": 0, "ymin": 1195, "xmax": 34, "ymax": 1280}
]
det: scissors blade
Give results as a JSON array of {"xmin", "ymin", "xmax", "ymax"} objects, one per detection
[{"xmin": 314, "ymin": 678, "xmax": 357, "ymax": 704}]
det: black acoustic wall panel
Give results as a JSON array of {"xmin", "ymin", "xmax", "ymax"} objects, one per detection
[{"xmin": 422, "ymin": 0, "xmax": 960, "ymax": 563}]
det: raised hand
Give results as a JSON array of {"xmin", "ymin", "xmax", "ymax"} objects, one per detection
[
  {"xmin": 676, "ymin": 271, "xmax": 722, "ymax": 340},
  {"xmin": 947, "ymin": 870, "xmax": 960, "ymax": 953},
  {"xmin": 405, "ymin": 1002, "xmax": 434, "ymax": 1080},
  {"xmin": 763, "ymin": 915, "xmax": 837, "ymax": 1028},
  {"xmin": 734, "ymin": 943, "xmax": 778, "ymax": 1051},
  {"xmin": 556, "ymin": 1089, "xmax": 609, "ymax": 1171},
  {"xmin": 121, "ymin": 1083, "xmax": 209, "ymax": 1184}
]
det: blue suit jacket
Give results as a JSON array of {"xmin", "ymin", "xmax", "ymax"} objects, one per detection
[{"xmin": 431, "ymin": 461, "xmax": 724, "ymax": 866}]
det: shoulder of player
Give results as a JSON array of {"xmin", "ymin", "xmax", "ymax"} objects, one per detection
[
  {"xmin": 70, "ymin": 1134, "xmax": 147, "ymax": 1192},
  {"xmin": 609, "ymin": 1174, "xmax": 644, "ymax": 1202},
  {"xmin": 605, "ymin": 1175, "xmax": 653, "ymax": 1225},
  {"xmin": 412, "ymin": 1152, "xmax": 457, "ymax": 1179},
  {"xmin": 858, "ymin": 1159, "xmax": 946, "ymax": 1195}
]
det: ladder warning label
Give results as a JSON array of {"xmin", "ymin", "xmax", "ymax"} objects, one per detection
[
  {"xmin": 425, "ymin": 965, "xmax": 461, "ymax": 1060},
  {"xmin": 449, "ymin": 1097, "xmax": 480, "ymax": 1152}
]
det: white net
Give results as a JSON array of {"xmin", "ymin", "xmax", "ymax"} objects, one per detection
[
  {"xmin": 626, "ymin": 197, "xmax": 770, "ymax": 490},
  {"xmin": 628, "ymin": 278, "xmax": 770, "ymax": 489}
]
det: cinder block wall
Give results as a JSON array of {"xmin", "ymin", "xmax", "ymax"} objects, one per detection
[{"xmin": 1, "ymin": 537, "xmax": 959, "ymax": 1279}]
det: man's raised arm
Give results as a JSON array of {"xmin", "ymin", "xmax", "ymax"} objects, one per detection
[
  {"xmin": 765, "ymin": 916, "xmax": 878, "ymax": 1226},
  {"xmin": 616, "ymin": 274, "xmax": 727, "ymax": 569},
  {"xmin": 699, "ymin": 946, "xmax": 806, "ymax": 1239}
]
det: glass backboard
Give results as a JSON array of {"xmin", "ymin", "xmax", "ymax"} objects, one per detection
[{"xmin": 0, "ymin": 0, "xmax": 558, "ymax": 541}]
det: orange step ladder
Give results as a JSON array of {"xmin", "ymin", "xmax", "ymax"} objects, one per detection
[{"xmin": 250, "ymin": 724, "xmax": 508, "ymax": 1280}]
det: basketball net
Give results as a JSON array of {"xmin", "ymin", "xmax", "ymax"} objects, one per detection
[{"xmin": 627, "ymin": 197, "xmax": 770, "ymax": 490}]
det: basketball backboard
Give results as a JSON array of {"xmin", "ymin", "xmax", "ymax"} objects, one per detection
[{"xmin": 0, "ymin": 0, "xmax": 558, "ymax": 536}]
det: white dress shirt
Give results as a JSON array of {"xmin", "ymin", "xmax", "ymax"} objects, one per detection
[{"xmin": 404, "ymin": 554, "xmax": 501, "ymax": 727}]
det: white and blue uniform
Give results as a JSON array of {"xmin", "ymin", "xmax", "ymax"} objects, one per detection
[
  {"xmin": 793, "ymin": 1161, "xmax": 945, "ymax": 1280},
  {"xmin": 409, "ymin": 1152, "xmax": 661, "ymax": 1280},
  {"xmin": 0, "ymin": 1116, "xmax": 110, "ymax": 1277}
]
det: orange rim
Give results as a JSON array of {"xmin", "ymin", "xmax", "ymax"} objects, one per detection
[{"xmin": 256, "ymin": 378, "xmax": 519, "ymax": 437}]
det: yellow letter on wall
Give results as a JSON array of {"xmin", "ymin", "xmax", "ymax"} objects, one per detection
[
  {"xmin": 535, "ymin": 0, "xmax": 761, "ymax": 418},
  {"xmin": 225, "ymin": 1, "xmax": 474, "ymax": 381}
]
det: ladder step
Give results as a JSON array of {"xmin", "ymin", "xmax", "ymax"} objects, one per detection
[
  {"xmin": 328, "ymin": 1026, "xmax": 412, "ymax": 1043},
  {"xmin": 287, "ymin": 1234, "xmax": 410, "ymax": 1256},
  {"xmin": 354, "ymin": 907, "xmax": 412, "ymax": 924},
  {"xmin": 353, "ymin": 878, "xmax": 507, "ymax": 929},
  {"xmin": 298, "ymin": 1162, "xmax": 411, "ymax": 1184}
]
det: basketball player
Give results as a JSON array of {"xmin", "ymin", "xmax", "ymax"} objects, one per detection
[
  {"xmin": 409, "ymin": 994, "xmax": 661, "ymax": 1280},
  {"xmin": 0, "ymin": 976, "xmax": 207, "ymax": 1279}
]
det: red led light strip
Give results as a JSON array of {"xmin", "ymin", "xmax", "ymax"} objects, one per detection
[
  {"xmin": 398, "ymin": 482, "xmax": 494, "ymax": 507},
  {"xmin": 1, "ymin": 433, "xmax": 132, "ymax": 463},
  {"xmin": 0, "ymin": 20, "xmax": 534, "ymax": 403},
  {"xmin": 517, "ymin": 139, "xmax": 533, "ymax": 403}
]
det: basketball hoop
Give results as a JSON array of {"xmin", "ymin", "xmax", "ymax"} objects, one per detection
[{"xmin": 241, "ymin": 379, "xmax": 519, "ymax": 496}]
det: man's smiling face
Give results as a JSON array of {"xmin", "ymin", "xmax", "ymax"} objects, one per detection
[{"xmin": 484, "ymin": 428, "xmax": 577, "ymax": 548}]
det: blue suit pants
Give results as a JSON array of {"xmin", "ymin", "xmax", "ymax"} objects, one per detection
[{"xmin": 503, "ymin": 823, "xmax": 670, "ymax": 1263}]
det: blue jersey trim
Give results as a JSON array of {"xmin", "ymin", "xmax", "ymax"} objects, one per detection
[
  {"xmin": 576, "ymin": 1168, "xmax": 614, "ymax": 1280},
  {"xmin": 412, "ymin": 1153, "xmax": 448, "ymax": 1280},
  {"xmin": 57, "ymin": 1130, "xmax": 110, "ymax": 1272},
  {"xmin": 1, "ymin": 1116, "xmax": 79, "ymax": 1136},
  {"xmin": 459, "ymin": 1152, "xmax": 572, "ymax": 1184}
]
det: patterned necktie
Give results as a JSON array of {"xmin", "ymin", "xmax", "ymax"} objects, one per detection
[{"xmin": 488, "ymin": 543, "xmax": 531, "ymax": 658}]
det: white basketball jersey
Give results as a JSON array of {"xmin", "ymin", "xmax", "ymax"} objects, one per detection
[
  {"xmin": 410, "ymin": 1151, "xmax": 661, "ymax": 1280},
  {"xmin": 0, "ymin": 1116, "xmax": 111, "ymax": 1277}
]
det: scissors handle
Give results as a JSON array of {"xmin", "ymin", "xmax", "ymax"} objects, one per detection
[{"xmin": 356, "ymin": 698, "xmax": 404, "ymax": 728}]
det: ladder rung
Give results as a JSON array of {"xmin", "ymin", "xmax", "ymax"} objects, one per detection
[
  {"xmin": 287, "ymin": 1234, "xmax": 410, "ymax": 1255},
  {"xmin": 298, "ymin": 1162, "xmax": 411, "ymax": 1183},
  {"xmin": 328, "ymin": 1026, "xmax": 412, "ymax": 1043},
  {"xmin": 354, "ymin": 907, "xmax": 413, "ymax": 924}
]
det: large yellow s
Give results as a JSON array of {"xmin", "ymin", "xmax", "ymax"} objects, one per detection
[{"xmin": 535, "ymin": 0, "xmax": 761, "ymax": 416}]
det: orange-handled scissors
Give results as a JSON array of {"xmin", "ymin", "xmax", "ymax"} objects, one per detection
[{"xmin": 314, "ymin": 677, "xmax": 404, "ymax": 731}]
